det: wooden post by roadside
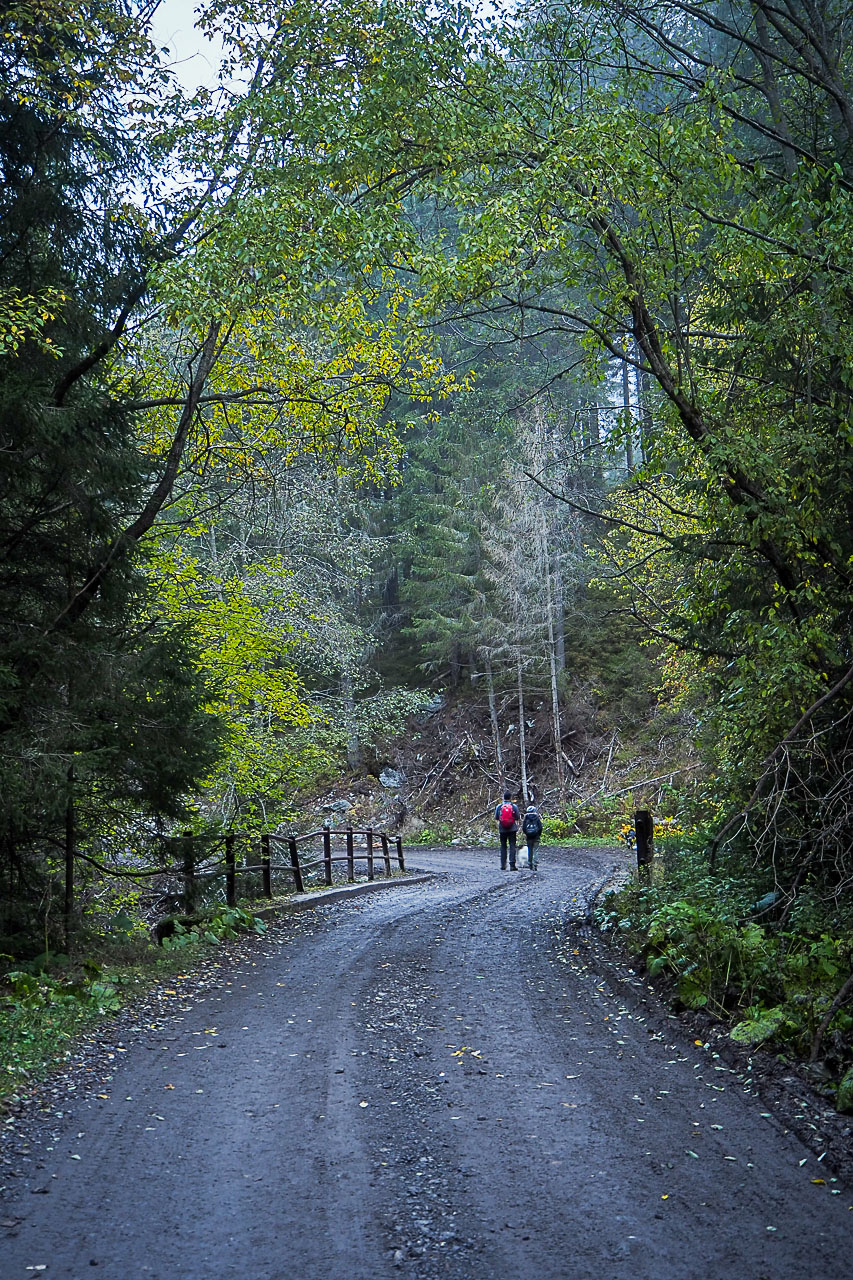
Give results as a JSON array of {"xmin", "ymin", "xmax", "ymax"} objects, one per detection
[
  {"xmin": 323, "ymin": 823, "xmax": 333, "ymax": 886},
  {"xmin": 635, "ymin": 810, "xmax": 654, "ymax": 881},
  {"xmin": 225, "ymin": 832, "xmax": 236, "ymax": 906},
  {"xmin": 395, "ymin": 836, "xmax": 405, "ymax": 872},
  {"xmin": 346, "ymin": 826, "xmax": 355, "ymax": 882},
  {"xmin": 261, "ymin": 833, "xmax": 272, "ymax": 898},
  {"xmin": 288, "ymin": 834, "xmax": 304, "ymax": 894},
  {"xmin": 366, "ymin": 828, "xmax": 374, "ymax": 881},
  {"xmin": 182, "ymin": 830, "xmax": 195, "ymax": 912},
  {"xmin": 381, "ymin": 832, "xmax": 391, "ymax": 877}
]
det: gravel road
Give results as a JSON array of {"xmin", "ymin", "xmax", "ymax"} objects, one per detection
[{"xmin": 2, "ymin": 845, "xmax": 851, "ymax": 1280}]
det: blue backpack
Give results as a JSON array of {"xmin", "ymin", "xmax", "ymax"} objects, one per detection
[{"xmin": 522, "ymin": 812, "xmax": 542, "ymax": 837}]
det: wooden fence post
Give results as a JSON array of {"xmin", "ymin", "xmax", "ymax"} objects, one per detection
[
  {"xmin": 381, "ymin": 832, "xmax": 391, "ymax": 877},
  {"xmin": 288, "ymin": 834, "xmax": 304, "ymax": 894},
  {"xmin": 261, "ymin": 833, "xmax": 272, "ymax": 898},
  {"xmin": 323, "ymin": 824, "xmax": 333, "ymax": 886},
  {"xmin": 366, "ymin": 828, "xmax": 374, "ymax": 881},
  {"xmin": 182, "ymin": 830, "xmax": 196, "ymax": 913},
  {"xmin": 225, "ymin": 833, "xmax": 236, "ymax": 907},
  {"xmin": 635, "ymin": 810, "xmax": 654, "ymax": 880},
  {"xmin": 395, "ymin": 836, "xmax": 405, "ymax": 872},
  {"xmin": 346, "ymin": 826, "xmax": 355, "ymax": 882}
]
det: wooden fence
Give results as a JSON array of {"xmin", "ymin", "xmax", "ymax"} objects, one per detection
[
  {"xmin": 180, "ymin": 825, "xmax": 406, "ymax": 911},
  {"xmin": 61, "ymin": 825, "xmax": 405, "ymax": 939}
]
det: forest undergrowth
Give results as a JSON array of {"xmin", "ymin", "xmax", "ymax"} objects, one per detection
[{"xmin": 596, "ymin": 844, "xmax": 853, "ymax": 1114}]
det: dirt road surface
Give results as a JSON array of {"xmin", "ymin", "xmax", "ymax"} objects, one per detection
[{"xmin": 2, "ymin": 846, "xmax": 851, "ymax": 1279}]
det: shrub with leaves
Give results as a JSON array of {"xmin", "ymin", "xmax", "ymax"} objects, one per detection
[
  {"xmin": 597, "ymin": 848, "xmax": 853, "ymax": 1102},
  {"xmin": 160, "ymin": 907, "xmax": 268, "ymax": 951}
]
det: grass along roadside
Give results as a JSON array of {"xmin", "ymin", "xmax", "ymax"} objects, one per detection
[
  {"xmin": 0, "ymin": 869, "xmax": 420, "ymax": 1105},
  {"xmin": 0, "ymin": 905, "xmax": 271, "ymax": 1105}
]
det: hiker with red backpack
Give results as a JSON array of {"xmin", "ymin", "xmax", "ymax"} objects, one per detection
[{"xmin": 494, "ymin": 791, "xmax": 521, "ymax": 870}]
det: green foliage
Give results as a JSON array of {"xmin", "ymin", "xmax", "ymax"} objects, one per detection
[
  {"xmin": 3, "ymin": 967, "xmax": 121, "ymax": 1015},
  {"xmin": 540, "ymin": 815, "xmax": 575, "ymax": 842},
  {"xmin": 0, "ymin": 958, "xmax": 127, "ymax": 1098},
  {"xmin": 261, "ymin": 0, "xmax": 853, "ymax": 890},
  {"xmin": 160, "ymin": 906, "xmax": 268, "ymax": 951},
  {"xmin": 409, "ymin": 822, "xmax": 454, "ymax": 846},
  {"xmin": 0, "ymin": 0, "xmax": 225, "ymax": 948},
  {"xmin": 599, "ymin": 851, "xmax": 853, "ymax": 1091}
]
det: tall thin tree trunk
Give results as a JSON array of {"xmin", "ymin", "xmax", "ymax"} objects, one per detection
[
  {"xmin": 622, "ymin": 351, "xmax": 634, "ymax": 472},
  {"xmin": 539, "ymin": 512, "xmax": 564, "ymax": 795},
  {"xmin": 341, "ymin": 669, "xmax": 362, "ymax": 771},
  {"xmin": 636, "ymin": 345, "xmax": 652, "ymax": 465},
  {"xmin": 588, "ymin": 404, "xmax": 603, "ymax": 483},
  {"xmin": 752, "ymin": 5, "xmax": 798, "ymax": 179},
  {"xmin": 484, "ymin": 651, "xmax": 503, "ymax": 776},
  {"xmin": 516, "ymin": 649, "xmax": 529, "ymax": 805},
  {"xmin": 552, "ymin": 553, "xmax": 566, "ymax": 670}
]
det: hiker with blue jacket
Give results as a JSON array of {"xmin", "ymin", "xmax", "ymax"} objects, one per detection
[
  {"xmin": 521, "ymin": 804, "xmax": 543, "ymax": 869},
  {"xmin": 495, "ymin": 791, "xmax": 521, "ymax": 870}
]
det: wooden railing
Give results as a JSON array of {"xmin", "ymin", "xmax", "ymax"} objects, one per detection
[{"xmin": 179, "ymin": 825, "xmax": 405, "ymax": 911}]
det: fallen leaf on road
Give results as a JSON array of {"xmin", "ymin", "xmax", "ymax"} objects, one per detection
[
  {"xmin": 359, "ymin": 1101, "xmax": 369, "ymax": 1108},
  {"xmin": 811, "ymin": 1178, "xmax": 826, "ymax": 1185}
]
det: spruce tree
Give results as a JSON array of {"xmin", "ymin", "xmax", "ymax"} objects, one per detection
[{"xmin": 0, "ymin": 3, "xmax": 220, "ymax": 949}]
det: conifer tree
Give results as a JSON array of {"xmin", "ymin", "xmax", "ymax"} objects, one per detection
[{"xmin": 0, "ymin": 3, "xmax": 220, "ymax": 945}]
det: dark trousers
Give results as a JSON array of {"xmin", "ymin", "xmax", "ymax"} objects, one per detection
[
  {"xmin": 526, "ymin": 835, "xmax": 540, "ymax": 868},
  {"xmin": 499, "ymin": 830, "xmax": 517, "ymax": 868}
]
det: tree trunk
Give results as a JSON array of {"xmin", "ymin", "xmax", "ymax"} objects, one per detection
[
  {"xmin": 516, "ymin": 648, "xmax": 529, "ymax": 805},
  {"xmin": 484, "ymin": 651, "xmax": 503, "ymax": 776},
  {"xmin": 341, "ymin": 669, "xmax": 362, "ymax": 771},
  {"xmin": 539, "ymin": 512, "xmax": 564, "ymax": 795},
  {"xmin": 622, "ymin": 350, "xmax": 634, "ymax": 472},
  {"xmin": 552, "ymin": 552, "xmax": 566, "ymax": 670},
  {"xmin": 585, "ymin": 404, "xmax": 603, "ymax": 483},
  {"xmin": 637, "ymin": 350, "xmax": 652, "ymax": 465}
]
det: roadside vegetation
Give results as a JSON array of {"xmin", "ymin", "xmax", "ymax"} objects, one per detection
[{"xmin": 0, "ymin": 905, "xmax": 271, "ymax": 1101}]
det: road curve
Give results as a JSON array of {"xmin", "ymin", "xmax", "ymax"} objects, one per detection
[{"xmin": 1, "ymin": 845, "xmax": 851, "ymax": 1279}]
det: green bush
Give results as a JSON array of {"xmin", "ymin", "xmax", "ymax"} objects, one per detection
[
  {"xmin": 409, "ymin": 822, "xmax": 453, "ymax": 845},
  {"xmin": 596, "ymin": 846, "xmax": 853, "ymax": 1094},
  {"xmin": 541, "ymin": 814, "xmax": 575, "ymax": 841},
  {"xmin": 160, "ymin": 906, "xmax": 267, "ymax": 951},
  {"xmin": 0, "ymin": 961, "xmax": 129, "ymax": 1099}
]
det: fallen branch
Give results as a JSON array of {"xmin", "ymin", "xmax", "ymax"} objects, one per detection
[
  {"xmin": 413, "ymin": 739, "xmax": 466, "ymax": 804},
  {"xmin": 561, "ymin": 750, "xmax": 579, "ymax": 776},
  {"xmin": 602, "ymin": 764, "xmax": 702, "ymax": 801},
  {"xmin": 599, "ymin": 731, "xmax": 618, "ymax": 793}
]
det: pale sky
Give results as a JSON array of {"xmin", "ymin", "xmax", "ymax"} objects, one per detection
[{"xmin": 150, "ymin": 0, "xmax": 224, "ymax": 90}]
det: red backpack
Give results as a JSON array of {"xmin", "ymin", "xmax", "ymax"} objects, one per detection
[{"xmin": 498, "ymin": 802, "xmax": 515, "ymax": 829}]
